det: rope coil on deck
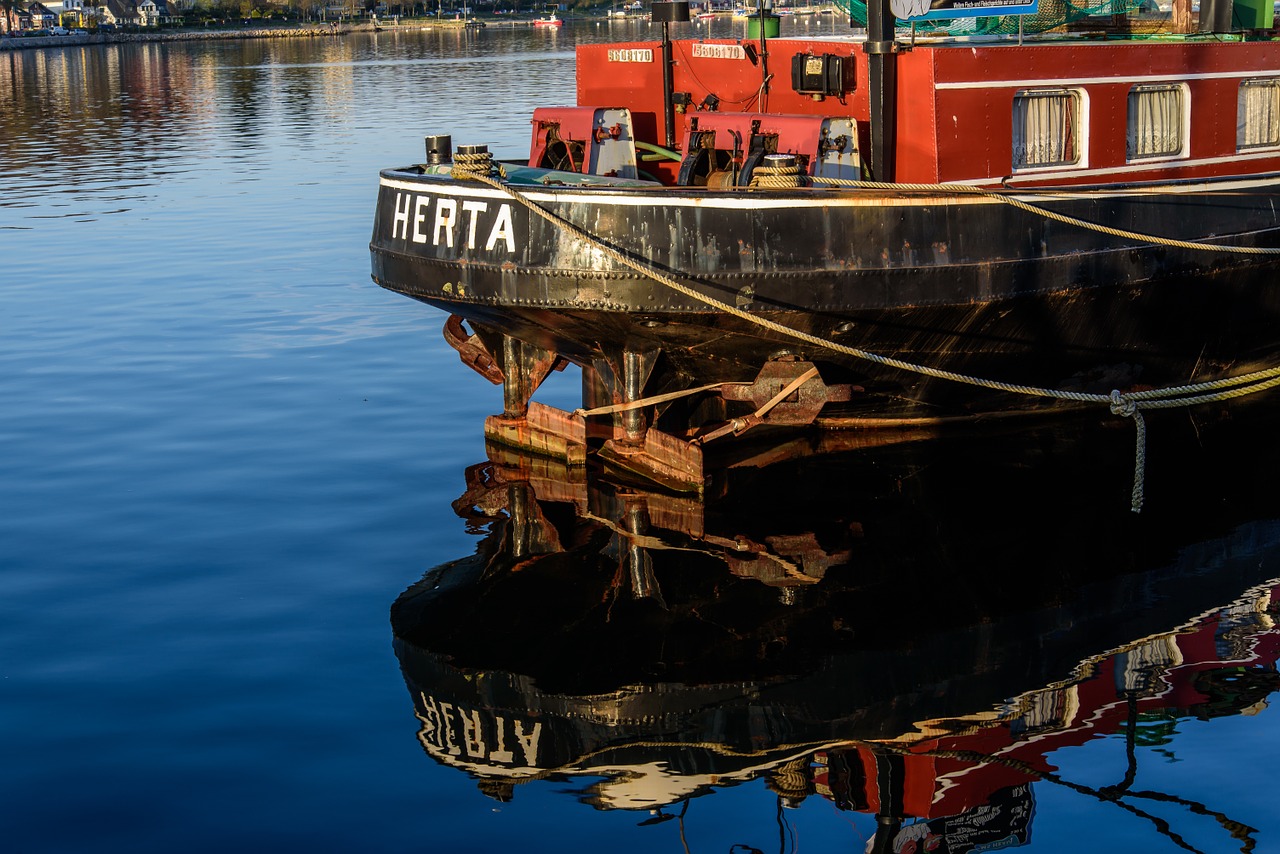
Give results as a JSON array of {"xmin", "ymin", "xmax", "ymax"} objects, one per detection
[
  {"xmin": 451, "ymin": 150, "xmax": 498, "ymax": 178},
  {"xmin": 749, "ymin": 158, "xmax": 805, "ymax": 189},
  {"xmin": 457, "ymin": 168, "xmax": 1280, "ymax": 511}
]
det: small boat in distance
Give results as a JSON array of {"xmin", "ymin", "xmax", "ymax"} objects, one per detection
[
  {"xmin": 533, "ymin": 12, "xmax": 563, "ymax": 25},
  {"xmin": 370, "ymin": 0, "xmax": 1280, "ymax": 492}
]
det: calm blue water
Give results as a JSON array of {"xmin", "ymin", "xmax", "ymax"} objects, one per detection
[{"xmin": 4, "ymin": 21, "xmax": 1280, "ymax": 854}]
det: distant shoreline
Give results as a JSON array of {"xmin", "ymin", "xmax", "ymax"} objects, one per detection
[{"xmin": 0, "ymin": 19, "xmax": 510, "ymax": 51}]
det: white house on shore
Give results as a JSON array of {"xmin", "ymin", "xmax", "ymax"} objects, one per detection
[
  {"xmin": 137, "ymin": 0, "xmax": 162, "ymax": 25},
  {"xmin": 43, "ymin": 0, "xmax": 91, "ymax": 26},
  {"xmin": 91, "ymin": 0, "xmax": 166, "ymax": 26}
]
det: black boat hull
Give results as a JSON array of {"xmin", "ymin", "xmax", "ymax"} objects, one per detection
[{"xmin": 370, "ymin": 169, "xmax": 1280, "ymax": 417}]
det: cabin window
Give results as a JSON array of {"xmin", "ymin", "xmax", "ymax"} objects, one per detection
[
  {"xmin": 1127, "ymin": 84, "xmax": 1186, "ymax": 160},
  {"xmin": 1012, "ymin": 89, "xmax": 1081, "ymax": 170},
  {"xmin": 1238, "ymin": 79, "xmax": 1280, "ymax": 150}
]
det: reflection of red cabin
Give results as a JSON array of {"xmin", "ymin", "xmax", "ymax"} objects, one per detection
[{"xmin": 814, "ymin": 582, "xmax": 1280, "ymax": 823}]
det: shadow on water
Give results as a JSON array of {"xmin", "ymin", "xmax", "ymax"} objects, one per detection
[{"xmin": 391, "ymin": 406, "xmax": 1280, "ymax": 852}]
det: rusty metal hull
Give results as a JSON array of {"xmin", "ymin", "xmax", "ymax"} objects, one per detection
[{"xmin": 369, "ymin": 169, "xmax": 1280, "ymax": 417}]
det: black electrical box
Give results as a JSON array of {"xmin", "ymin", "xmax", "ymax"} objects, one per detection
[
  {"xmin": 651, "ymin": 1, "xmax": 692, "ymax": 22},
  {"xmin": 791, "ymin": 53, "xmax": 852, "ymax": 97}
]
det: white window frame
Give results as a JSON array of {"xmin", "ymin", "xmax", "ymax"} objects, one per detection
[
  {"xmin": 1238, "ymin": 78, "xmax": 1280, "ymax": 152},
  {"xmin": 1011, "ymin": 88, "xmax": 1088, "ymax": 173},
  {"xmin": 1126, "ymin": 82, "xmax": 1189, "ymax": 162}
]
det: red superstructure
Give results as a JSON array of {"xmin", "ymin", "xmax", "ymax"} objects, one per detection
[{"xmin": 569, "ymin": 37, "xmax": 1280, "ymax": 186}]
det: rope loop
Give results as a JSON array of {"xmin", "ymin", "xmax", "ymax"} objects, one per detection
[
  {"xmin": 1106, "ymin": 390, "xmax": 1147, "ymax": 512},
  {"xmin": 1109, "ymin": 389, "xmax": 1137, "ymax": 418}
]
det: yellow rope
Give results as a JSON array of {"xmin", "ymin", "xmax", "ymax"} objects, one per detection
[
  {"xmin": 451, "ymin": 151, "xmax": 497, "ymax": 178},
  {"xmin": 458, "ymin": 170, "xmax": 1280, "ymax": 510},
  {"xmin": 694, "ymin": 366, "xmax": 821, "ymax": 444},
  {"xmin": 572, "ymin": 380, "xmax": 746, "ymax": 418},
  {"xmin": 749, "ymin": 162, "xmax": 805, "ymax": 189},
  {"xmin": 808, "ymin": 176, "xmax": 1280, "ymax": 257}
]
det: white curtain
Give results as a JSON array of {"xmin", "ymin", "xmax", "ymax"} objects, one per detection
[
  {"xmin": 1238, "ymin": 80, "xmax": 1280, "ymax": 150},
  {"xmin": 1127, "ymin": 85, "xmax": 1183, "ymax": 159},
  {"xmin": 1013, "ymin": 91, "xmax": 1078, "ymax": 168}
]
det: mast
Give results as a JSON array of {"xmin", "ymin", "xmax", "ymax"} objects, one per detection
[
  {"xmin": 863, "ymin": 0, "xmax": 896, "ymax": 181},
  {"xmin": 653, "ymin": 1, "xmax": 692, "ymax": 150}
]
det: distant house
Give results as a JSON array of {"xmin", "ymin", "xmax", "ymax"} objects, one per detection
[
  {"xmin": 45, "ymin": 0, "xmax": 91, "ymax": 26},
  {"xmin": 27, "ymin": 2, "xmax": 58, "ymax": 27},
  {"xmin": 137, "ymin": 0, "xmax": 168, "ymax": 25},
  {"xmin": 95, "ymin": 0, "xmax": 141, "ymax": 25}
]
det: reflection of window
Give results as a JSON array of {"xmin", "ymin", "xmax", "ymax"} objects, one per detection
[
  {"xmin": 1012, "ymin": 89, "xmax": 1081, "ymax": 169},
  {"xmin": 1127, "ymin": 84, "xmax": 1185, "ymax": 159},
  {"xmin": 1238, "ymin": 79, "xmax": 1280, "ymax": 150}
]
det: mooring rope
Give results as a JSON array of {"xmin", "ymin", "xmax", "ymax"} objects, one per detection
[
  {"xmin": 459, "ymin": 170, "xmax": 1280, "ymax": 511},
  {"xmin": 809, "ymin": 176, "xmax": 1280, "ymax": 256},
  {"xmin": 695, "ymin": 366, "xmax": 822, "ymax": 444},
  {"xmin": 572, "ymin": 380, "xmax": 746, "ymax": 418}
]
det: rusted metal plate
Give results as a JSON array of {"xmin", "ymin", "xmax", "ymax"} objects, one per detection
[
  {"xmin": 484, "ymin": 401, "xmax": 587, "ymax": 466},
  {"xmin": 598, "ymin": 429, "xmax": 705, "ymax": 494},
  {"xmin": 720, "ymin": 360, "xmax": 854, "ymax": 426}
]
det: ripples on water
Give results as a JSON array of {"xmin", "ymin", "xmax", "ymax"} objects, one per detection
[{"xmin": 4, "ymin": 21, "xmax": 1280, "ymax": 854}]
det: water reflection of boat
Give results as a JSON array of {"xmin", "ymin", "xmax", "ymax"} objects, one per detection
[{"xmin": 391, "ymin": 417, "xmax": 1280, "ymax": 850}]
